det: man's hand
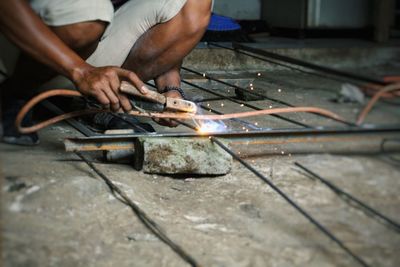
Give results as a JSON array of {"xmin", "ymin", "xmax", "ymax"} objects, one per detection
[
  {"xmin": 153, "ymin": 90, "xmax": 182, "ymax": 127},
  {"xmin": 72, "ymin": 65, "xmax": 149, "ymax": 112}
]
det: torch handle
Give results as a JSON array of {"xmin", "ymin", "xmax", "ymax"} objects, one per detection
[{"xmin": 120, "ymin": 81, "xmax": 166, "ymax": 104}]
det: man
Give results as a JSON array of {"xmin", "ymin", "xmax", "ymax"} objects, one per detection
[{"xmin": 0, "ymin": 0, "xmax": 212, "ymax": 145}]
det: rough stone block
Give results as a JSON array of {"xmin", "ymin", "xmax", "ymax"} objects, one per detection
[{"xmin": 135, "ymin": 137, "xmax": 232, "ymax": 175}]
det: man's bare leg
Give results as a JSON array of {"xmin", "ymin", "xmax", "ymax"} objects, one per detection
[
  {"xmin": 122, "ymin": 0, "xmax": 212, "ymax": 83},
  {"xmin": 121, "ymin": 0, "xmax": 211, "ymax": 126}
]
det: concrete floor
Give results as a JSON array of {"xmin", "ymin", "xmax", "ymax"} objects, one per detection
[
  {"xmin": 1, "ymin": 128, "xmax": 400, "ymax": 267},
  {"xmin": 1, "ymin": 43, "xmax": 400, "ymax": 267}
]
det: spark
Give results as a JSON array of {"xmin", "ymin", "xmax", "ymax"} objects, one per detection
[
  {"xmin": 257, "ymin": 73, "xmax": 261, "ymax": 77},
  {"xmin": 269, "ymin": 105, "xmax": 273, "ymax": 109},
  {"xmin": 278, "ymin": 89, "xmax": 282, "ymax": 93},
  {"xmin": 196, "ymin": 120, "xmax": 227, "ymax": 135},
  {"xmin": 254, "ymin": 122, "xmax": 258, "ymax": 126},
  {"xmin": 240, "ymin": 104, "xmax": 244, "ymax": 107},
  {"xmin": 221, "ymin": 103, "xmax": 225, "ymax": 107},
  {"xmin": 202, "ymin": 73, "xmax": 206, "ymax": 78}
]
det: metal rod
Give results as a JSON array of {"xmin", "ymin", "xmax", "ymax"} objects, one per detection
[
  {"xmin": 196, "ymin": 97, "xmax": 228, "ymax": 102},
  {"xmin": 295, "ymin": 162, "xmax": 400, "ymax": 233},
  {"xmin": 232, "ymin": 43, "xmax": 387, "ymax": 86},
  {"xmin": 64, "ymin": 125, "xmax": 400, "ymax": 140},
  {"xmin": 211, "ymin": 137, "xmax": 370, "ymax": 267},
  {"xmin": 75, "ymin": 152, "xmax": 200, "ymax": 267},
  {"xmin": 182, "ymin": 79, "xmax": 311, "ymax": 128},
  {"xmin": 65, "ymin": 131, "xmax": 400, "ymax": 154}
]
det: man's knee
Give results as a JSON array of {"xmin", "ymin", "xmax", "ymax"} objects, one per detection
[
  {"xmin": 51, "ymin": 21, "xmax": 106, "ymax": 51},
  {"xmin": 181, "ymin": 0, "xmax": 212, "ymax": 37}
]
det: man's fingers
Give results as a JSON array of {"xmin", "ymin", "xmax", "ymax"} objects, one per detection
[
  {"xmin": 118, "ymin": 94, "xmax": 132, "ymax": 112},
  {"xmin": 107, "ymin": 71, "xmax": 132, "ymax": 112},
  {"xmin": 116, "ymin": 68, "xmax": 149, "ymax": 95},
  {"xmin": 108, "ymin": 72, "xmax": 120, "ymax": 93},
  {"xmin": 102, "ymin": 88, "xmax": 120, "ymax": 111},
  {"xmin": 94, "ymin": 90, "xmax": 111, "ymax": 109}
]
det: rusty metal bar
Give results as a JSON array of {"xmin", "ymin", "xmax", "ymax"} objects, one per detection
[{"xmin": 64, "ymin": 126, "xmax": 400, "ymax": 153}]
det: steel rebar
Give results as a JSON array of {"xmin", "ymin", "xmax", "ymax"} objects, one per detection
[
  {"xmin": 75, "ymin": 152, "xmax": 200, "ymax": 267},
  {"xmin": 211, "ymin": 137, "xmax": 370, "ymax": 267},
  {"xmin": 295, "ymin": 162, "xmax": 400, "ymax": 233}
]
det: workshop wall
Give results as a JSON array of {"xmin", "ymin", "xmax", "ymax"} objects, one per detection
[
  {"xmin": 213, "ymin": 0, "xmax": 262, "ymax": 20},
  {"xmin": 262, "ymin": 0, "xmax": 373, "ymax": 29}
]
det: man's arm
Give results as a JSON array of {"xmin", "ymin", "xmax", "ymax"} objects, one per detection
[{"xmin": 0, "ymin": 0, "xmax": 147, "ymax": 111}]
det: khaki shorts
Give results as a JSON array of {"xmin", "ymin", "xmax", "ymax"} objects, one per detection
[{"xmin": 29, "ymin": 0, "xmax": 188, "ymax": 67}]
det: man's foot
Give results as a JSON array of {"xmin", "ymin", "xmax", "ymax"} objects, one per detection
[
  {"xmin": 1, "ymin": 98, "xmax": 39, "ymax": 146},
  {"xmin": 2, "ymin": 133, "xmax": 39, "ymax": 146}
]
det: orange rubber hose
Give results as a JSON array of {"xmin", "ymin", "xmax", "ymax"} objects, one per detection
[
  {"xmin": 127, "ymin": 107, "xmax": 344, "ymax": 121},
  {"xmin": 361, "ymin": 75, "xmax": 400, "ymax": 99},
  {"xmin": 15, "ymin": 89, "xmax": 102, "ymax": 134},
  {"xmin": 383, "ymin": 76, "xmax": 400, "ymax": 83},
  {"xmin": 356, "ymin": 83, "xmax": 400, "ymax": 125},
  {"xmin": 16, "ymin": 89, "xmax": 347, "ymax": 134}
]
